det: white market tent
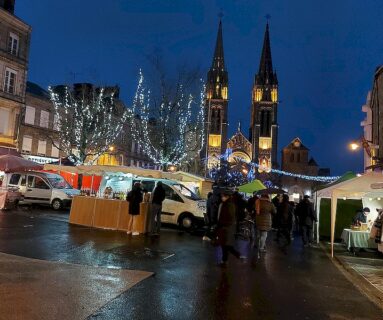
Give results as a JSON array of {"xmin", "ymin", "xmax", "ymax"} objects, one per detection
[{"xmin": 316, "ymin": 171, "xmax": 383, "ymax": 257}]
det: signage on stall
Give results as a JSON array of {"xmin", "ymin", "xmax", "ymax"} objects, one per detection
[{"xmin": 370, "ymin": 183, "xmax": 383, "ymax": 189}]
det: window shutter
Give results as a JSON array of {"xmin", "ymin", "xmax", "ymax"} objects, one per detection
[
  {"xmin": 51, "ymin": 142, "xmax": 59, "ymax": 158},
  {"xmin": 22, "ymin": 136, "xmax": 32, "ymax": 152},
  {"xmin": 0, "ymin": 108, "xmax": 10, "ymax": 134},
  {"xmin": 25, "ymin": 106, "xmax": 35, "ymax": 125},
  {"xmin": 40, "ymin": 110, "xmax": 50, "ymax": 128},
  {"xmin": 37, "ymin": 140, "xmax": 47, "ymax": 155}
]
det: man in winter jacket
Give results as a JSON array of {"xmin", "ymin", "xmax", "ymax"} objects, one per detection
[
  {"xmin": 296, "ymin": 195, "xmax": 317, "ymax": 246},
  {"xmin": 150, "ymin": 181, "xmax": 166, "ymax": 235}
]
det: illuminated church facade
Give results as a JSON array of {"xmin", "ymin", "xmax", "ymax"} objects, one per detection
[{"xmin": 203, "ymin": 20, "xmax": 279, "ymax": 173}]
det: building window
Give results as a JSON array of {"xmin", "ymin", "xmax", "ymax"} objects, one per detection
[
  {"xmin": 25, "ymin": 106, "xmax": 35, "ymax": 125},
  {"xmin": 4, "ymin": 68, "xmax": 17, "ymax": 94},
  {"xmin": 51, "ymin": 141, "xmax": 60, "ymax": 158},
  {"xmin": 22, "ymin": 136, "xmax": 32, "ymax": 153},
  {"xmin": 37, "ymin": 140, "xmax": 47, "ymax": 156},
  {"xmin": 271, "ymin": 88, "xmax": 278, "ymax": 102},
  {"xmin": 208, "ymin": 134, "xmax": 221, "ymax": 148},
  {"xmin": 290, "ymin": 153, "xmax": 294, "ymax": 162},
  {"xmin": 131, "ymin": 141, "xmax": 135, "ymax": 153},
  {"xmin": 53, "ymin": 114, "xmax": 59, "ymax": 131},
  {"xmin": 297, "ymin": 153, "xmax": 301, "ymax": 163},
  {"xmin": 8, "ymin": 32, "xmax": 19, "ymax": 56},
  {"xmin": 0, "ymin": 108, "xmax": 10, "ymax": 135},
  {"xmin": 40, "ymin": 110, "xmax": 50, "ymax": 128},
  {"xmin": 130, "ymin": 159, "xmax": 135, "ymax": 167}
]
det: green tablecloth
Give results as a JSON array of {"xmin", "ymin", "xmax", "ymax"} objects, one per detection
[{"xmin": 341, "ymin": 229, "xmax": 378, "ymax": 250}]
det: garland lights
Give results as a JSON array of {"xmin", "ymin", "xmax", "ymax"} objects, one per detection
[
  {"xmin": 49, "ymin": 85, "xmax": 129, "ymax": 164},
  {"xmin": 207, "ymin": 151, "xmax": 340, "ymax": 183},
  {"xmin": 130, "ymin": 70, "xmax": 205, "ymax": 167}
]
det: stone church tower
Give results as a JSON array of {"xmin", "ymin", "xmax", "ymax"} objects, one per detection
[
  {"xmin": 250, "ymin": 23, "xmax": 279, "ymax": 173},
  {"xmin": 203, "ymin": 20, "xmax": 228, "ymax": 169}
]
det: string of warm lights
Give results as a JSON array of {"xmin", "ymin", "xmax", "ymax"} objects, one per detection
[
  {"xmin": 129, "ymin": 70, "xmax": 205, "ymax": 167},
  {"xmin": 206, "ymin": 152, "xmax": 341, "ymax": 183}
]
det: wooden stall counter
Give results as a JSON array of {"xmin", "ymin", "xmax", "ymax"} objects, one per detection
[{"xmin": 69, "ymin": 196, "xmax": 149, "ymax": 234}]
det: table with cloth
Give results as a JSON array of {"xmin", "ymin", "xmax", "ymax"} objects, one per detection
[{"xmin": 341, "ymin": 228, "xmax": 378, "ymax": 251}]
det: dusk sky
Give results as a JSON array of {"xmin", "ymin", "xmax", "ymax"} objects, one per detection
[{"xmin": 17, "ymin": 0, "xmax": 383, "ymax": 175}]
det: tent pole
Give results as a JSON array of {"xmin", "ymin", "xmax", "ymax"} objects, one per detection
[{"xmin": 330, "ymin": 191, "xmax": 338, "ymax": 258}]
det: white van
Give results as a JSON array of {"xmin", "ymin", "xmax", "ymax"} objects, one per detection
[
  {"xmin": 100, "ymin": 176, "xmax": 207, "ymax": 229},
  {"xmin": 4, "ymin": 171, "xmax": 80, "ymax": 210}
]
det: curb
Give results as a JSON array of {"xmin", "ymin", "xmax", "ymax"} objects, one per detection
[{"xmin": 320, "ymin": 242, "xmax": 383, "ymax": 311}]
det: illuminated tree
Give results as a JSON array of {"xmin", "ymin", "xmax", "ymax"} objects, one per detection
[
  {"xmin": 130, "ymin": 66, "xmax": 205, "ymax": 170},
  {"xmin": 49, "ymin": 84, "xmax": 129, "ymax": 164}
]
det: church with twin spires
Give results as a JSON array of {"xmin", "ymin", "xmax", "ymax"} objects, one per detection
[{"xmin": 203, "ymin": 19, "xmax": 279, "ymax": 174}]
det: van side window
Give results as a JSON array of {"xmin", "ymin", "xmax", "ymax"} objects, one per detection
[
  {"xmin": 163, "ymin": 184, "xmax": 183, "ymax": 202},
  {"xmin": 27, "ymin": 176, "xmax": 34, "ymax": 187},
  {"xmin": 9, "ymin": 174, "xmax": 21, "ymax": 185},
  {"xmin": 20, "ymin": 175, "xmax": 26, "ymax": 186},
  {"xmin": 34, "ymin": 177, "xmax": 50, "ymax": 190},
  {"xmin": 138, "ymin": 180, "xmax": 155, "ymax": 192}
]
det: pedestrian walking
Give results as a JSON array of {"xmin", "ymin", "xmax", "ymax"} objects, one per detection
[
  {"xmin": 203, "ymin": 184, "xmax": 221, "ymax": 241},
  {"xmin": 276, "ymin": 194, "xmax": 293, "ymax": 246},
  {"xmin": 296, "ymin": 195, "xmax": 317, "ymax": 247},
  {"xmin": 150, "ymin": 181, "xmax": 166, "ymax": 236},
  {"xmin": 255, "ymin": 194, "xmax": 277, "ymax": 255},
  {"xmin": 126, "ymin": 182, "xmax": 143, "ymax": 236},
  {"xmin": 214, "ymin": 190, "xmax": 241, "ymax": 266}
]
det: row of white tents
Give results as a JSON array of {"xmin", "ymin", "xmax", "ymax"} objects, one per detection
[{"xmin": 314, "ymin": 171, "xmax": 383, "ymax": 257}]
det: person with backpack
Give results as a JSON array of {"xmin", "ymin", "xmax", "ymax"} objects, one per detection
[
  {"xmin": 126, "ymin": 182, "xmax": 143, "ymax": 236},
  {"xmin": 296, "ymin": 195, "xmax": 317, "ymax": 247}
]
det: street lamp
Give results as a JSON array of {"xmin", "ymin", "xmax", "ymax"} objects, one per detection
[{"xmin": 349, "ymin": 141, "xmax": 360, "ymax": 151}]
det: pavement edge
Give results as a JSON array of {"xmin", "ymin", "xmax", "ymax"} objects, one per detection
[{"xmin": 320, "ymin": 242, "xmax": 383, "ymax": 311}]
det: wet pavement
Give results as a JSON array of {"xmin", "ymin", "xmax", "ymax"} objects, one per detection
[{"xmin": 0, "ymin": 209, "xmax": 382, "ymax": 320}]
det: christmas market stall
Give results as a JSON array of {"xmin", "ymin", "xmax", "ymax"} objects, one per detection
[{"xmin": 315, "ymin": 171, "xmax": 383, "ymax": 257}]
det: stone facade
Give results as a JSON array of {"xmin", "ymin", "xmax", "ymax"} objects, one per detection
[
  {"xmin": 203, "ymin": 20, "xmax": 228, "ymax": 170},
  {"xmin": 18, "ymin": 82, "xmax": 63, "ymax": 164},
  {"xmin": 0, "ymin": 2, "xmax": 31, "ymax": 151},
  {"xmin": 250, "ymin": 23, "xmax": 279, "ymax": 174},
  {"xmin": 362, "ymin": 66, "xmax": 383, "ymax": 171},
  {"xmin": 227, "ymin": 124, "xmax": 252, "ymax": 163},
  {"xmin": 281, "ymin": 138, "xmax": 319, "ymax": 199}
]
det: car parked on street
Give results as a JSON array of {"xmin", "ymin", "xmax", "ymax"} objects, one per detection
[{"xmin": 3, "ymin": 171, "xmax": 80, "ymax": 210}]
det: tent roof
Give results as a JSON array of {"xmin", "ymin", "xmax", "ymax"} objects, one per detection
[
  {"xmin": 238, "ymin": 180, "xmax": 266, "ymax": 194},
  {"xmin": 317, "ymin": 171, "xmax": 383, "ymax": 199},
  {"xmin": 315, "ymin": 171, "xmax": 356, "ymax": 192}
]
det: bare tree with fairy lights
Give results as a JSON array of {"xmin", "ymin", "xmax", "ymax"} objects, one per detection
[
  {"xmin": 130, "ymin": 63, "xmax": 205, "ymax": 171},
  {"xmin": 48, "ymin": 83, "xmax": 129, "ymax": 164}
]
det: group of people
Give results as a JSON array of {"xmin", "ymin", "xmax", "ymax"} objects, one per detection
[
  {"xmin": 125, "ymin": 181, "xmax": 165, "ymax": 236},
  {"xmin": 205, "ymin": 184, "xmax": 317, "ymax": 265}
]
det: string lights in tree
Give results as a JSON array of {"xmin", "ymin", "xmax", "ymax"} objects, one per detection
[
  {"xmin": 130, "ymin": 69, "xmax": 205, "ymax": 169},
  {"xmin": 49, "ymin": 84, "xmax": 129, "ymax": 164}
]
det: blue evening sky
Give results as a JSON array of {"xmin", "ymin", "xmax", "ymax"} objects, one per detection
[{"xmin": 16, "ymin": 0, "xmax": 383, "ymax": 175}]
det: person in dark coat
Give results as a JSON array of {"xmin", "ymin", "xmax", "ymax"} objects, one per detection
[
  {"xmin": 232, "ymin": 190, "xmax": 247, "ymax": 224},
  {"xmin": 296, "ymin": 195, "xmax": 317, "ymax": 247},
  {"xmin": 215, "ymin": 191, "xmax": 240, "ymax": 266},
  {"xmin": 276, "ymin": 194, "xmax": 293, "ymax": 246},
  {"xmin": 150, "ymin": 181, "xmax": 166, "ymax": 235},
  {"xmin": 126, "ymin": 182, "xmax": 143, "ymax": 236}
]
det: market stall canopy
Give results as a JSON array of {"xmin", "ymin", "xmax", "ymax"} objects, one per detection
[
  {"xmin": 328, "ymin": 171, "xmax": 383, "ymax": 257},
  {"xmin": 238, "ymin": 180, "xmax": 266, "ymax": 194},
  {"xmin": 0, "ymin": 154, "xmax": 43, "ymax": 172},
  {"xmin": 315, "ymin": 171, "xmax": 356, "ymax": 194},
  {"xmin": 0, "ymin": 146, "xmax": 19, "ymax": 157}
]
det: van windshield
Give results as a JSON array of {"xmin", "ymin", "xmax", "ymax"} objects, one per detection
[
  {"xmin": 173, "ymin": 184, "xmax": 200, "ymax": 201},
  {"xmin": 47, "ymin": 176, "xmax": 72, "ymax": 189}
]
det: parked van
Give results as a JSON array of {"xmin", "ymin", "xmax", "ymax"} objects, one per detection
[
  {"xmin": 100, "ymin": 175, "xmax": 207, "ymax": 229},
  {"xmin": 4, "ymin": 171, "xmax": 80, "ymax": 210}
]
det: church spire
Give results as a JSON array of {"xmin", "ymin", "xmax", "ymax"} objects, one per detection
[
  {"xmin": 256, "ymin": 22, "xmax": 277, "ymax": 85},
  {"xmin": 211, "ymin": 19, "xmax": 225, "ymax": 71}
]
